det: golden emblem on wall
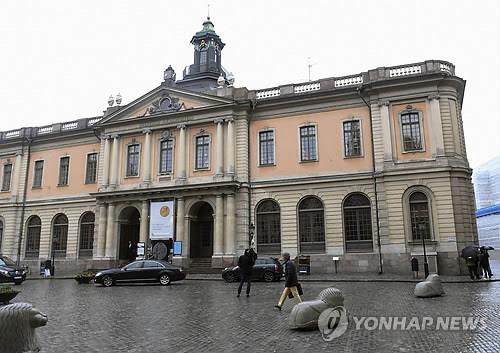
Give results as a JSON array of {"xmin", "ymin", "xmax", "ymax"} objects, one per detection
[{"xmin": 160, "ymin": 206, "xmax": 170, "ymax": 217}]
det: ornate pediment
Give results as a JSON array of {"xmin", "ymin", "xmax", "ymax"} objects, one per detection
[{"xmin": 145, "ymin": 92, "xmax": 186, "ymax": 116}]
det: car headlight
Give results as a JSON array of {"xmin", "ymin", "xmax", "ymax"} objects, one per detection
[
  {"xmin": 0, "ymin": 269, "xmax": 8, "ymax": 275},
  {"xmin": 95, "ymin": 272, "xmax": 102, "ymax": 277},
  {"xmin": 224, "ymin": 267, "xmax": 228, "ymax": 271}
]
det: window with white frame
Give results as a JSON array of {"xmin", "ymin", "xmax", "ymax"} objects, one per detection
[
  {"xmin": 259, "ymin": 130, "xmax": 275, "ymax": 165},
  {"xmin": 58, "ymin": 157, "xmax": 70, "ymax": 186},
  {"xmin": 401, "ymin": 112, "xmax": 423, "ymax": 152},
  {"xmin": 343, "ymin": 120, "xmax": 362, "ymax": 157},
  {"xmin": 195, "ymin": 135, "xmax": 210, "ymax": 170},
  {"xmin": 85, "ymin": 153, "xmax": 98, "ymax": 184},
  {"xmin": 126, "ymin": 144, "xmax": 140, "ymax": 176},
  {"xmin": 1, "ymin": 163, "xmax": 12, "ymax": 191},
  {"xmin": 409, "ymin": 191, "xmax": 432, "ymax": 241},
  {"xmin": 33, "ymin": 160, "xmax": 44, "ymax": 187},
  {"xmin": 299, "ymin": 125, "xmax": 317, "ymax": 161},
  {"xmin": 159, "ymin": 139, "xmax": 174, "ymax": 174}
]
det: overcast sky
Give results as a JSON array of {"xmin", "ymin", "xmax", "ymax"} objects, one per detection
[{"xmin": 0, "ymin": 0, "xmax": 499, "ymax": 169}]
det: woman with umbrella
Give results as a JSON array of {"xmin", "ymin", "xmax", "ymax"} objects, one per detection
[
  {"xmin": 479, "ymin": 246, "xmax": 494, "ymax": 279},
  {"xmin": 461, "ymin": 245, "xmax": 481, "ymax": 280}
]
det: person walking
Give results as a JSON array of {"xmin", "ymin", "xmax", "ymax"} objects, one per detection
[
  {"xmin": 237, "ymin": 249, "xmax": 255, "ymax": 298},
  {"xmin": 465, "ymin": 256, "xmax": 480, "ymax": 280},
  {"xmin": 274, "ymin": 253, "xmax": 302, "ymax": 310},
  {"xmin": 479, "ymin": 246, "xmax": 493, "ymax": 279}
]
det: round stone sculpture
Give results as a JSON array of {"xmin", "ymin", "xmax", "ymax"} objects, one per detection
[
  {"xmin": 414, "ymin": 274, "xmax": 445, "ymax": 298},
  {"xmin": 289, "ymin": 287, "xmax": 345, "ymax": 330},
  {"xmin": 0, "ymin": 302, "xmax": 48, "ymax": 353}
]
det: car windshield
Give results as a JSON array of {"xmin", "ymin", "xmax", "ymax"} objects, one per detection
[{"xmin": 0, "ymin": 256, "xmax": 16, "ymax": 266}]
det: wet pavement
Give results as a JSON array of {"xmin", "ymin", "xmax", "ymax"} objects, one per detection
[{"xmin": 10, "ymin": 277, "xmax": 500, "ymax": 353}]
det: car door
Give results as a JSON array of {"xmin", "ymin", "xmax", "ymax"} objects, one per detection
[
  {"xmin": 143, "ymin": 261, "xmax": 162, "ymax": 280},
  {"xmin": 252, "ymin": 259, "xmax": 265, "ymax": 279},
  {"xmin": 120, "ymin": 261, "xmax": 145, "ymax": 281}
]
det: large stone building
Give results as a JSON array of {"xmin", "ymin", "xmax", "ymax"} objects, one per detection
[{"xmin": 0, "ymin": 18, "xmax": 477, "ymax": 275}]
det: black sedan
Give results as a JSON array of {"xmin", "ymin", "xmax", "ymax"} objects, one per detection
[
  {"xmin": 0, "ymin": 255, "xmax": 27, "ymax": 285},
  {"xmin": 95, "ymin": 260, "xmax": 185, "ymax": 287},
  {"xmin": 222, "ymin": 257, "xmax": 282, "ymax": 283}
]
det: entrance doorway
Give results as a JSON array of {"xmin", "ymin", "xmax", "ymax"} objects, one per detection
[
  {"xmin": 118, "ymin": 206, "xmax": 140, "ymax": 261},
  {"xmin": 189, "ymin": 202, "xmax": 214, "ymax": 258}
]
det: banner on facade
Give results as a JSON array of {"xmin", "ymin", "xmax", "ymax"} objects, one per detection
[{"xmin": 149, "ymin": 201, "xmax": 175, "ymax": 240}]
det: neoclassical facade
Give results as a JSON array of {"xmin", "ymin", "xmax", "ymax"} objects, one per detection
[{"xmin": 0, "ymin": 18, "xmax": 477, "ymax": 275}]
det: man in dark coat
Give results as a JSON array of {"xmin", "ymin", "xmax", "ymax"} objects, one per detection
[
  {"xmin": 237, "ymin": 249, "xmax": 255, "ymax": 297},
  {"xmin": 479, "ymin": 246, "xmax": 493, "ymax": 279},
  {"xmin": 274, "ymin": 252, "xmax": 302, "ymax": 310}
]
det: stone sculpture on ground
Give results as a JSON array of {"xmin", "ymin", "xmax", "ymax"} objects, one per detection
[
  {"xmin": 289, "ymin": 287, "xmax": 345, "ymax": 330},
  {"xmin": 0, "ymin": 302, "xmax": 48, "ymax": 353},
  {"xmin": 414, "ymin": 274, "xmax": 445, "ymax": 298}
]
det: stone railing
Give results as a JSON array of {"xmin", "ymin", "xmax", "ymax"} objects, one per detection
[
  {"xmin": 87, "ymin": 117, "xmax": 103, "ymax": 126},
  {"xmin": 253, "ymin": 59, "xmax": 456, "ymax": 100},
  {"xmin": 61, "ymin": 121, "xmax": 78, "ymax": 131},
  {"xmin": 37, "ymin": 126, "xmax": 53, "ymax": 135},
  {"xmin": 4, "ymin": 129, "xmax": 21, "ymax": 138}
]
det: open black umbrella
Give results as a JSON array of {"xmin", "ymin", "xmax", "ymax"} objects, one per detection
[
  {"xmin": 461, "ymin": 245, "xmax": 480, "ymax": 259},
  {"xmin": 482, "ymin": 246, "xmax": 495, "ymax": 251}
]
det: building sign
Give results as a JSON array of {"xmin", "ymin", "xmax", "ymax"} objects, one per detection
[
  {"xmin": 137, "ymin": 242, "xmax": 145, "ymax": 257},
  {"xmin": 173, "ymin": 241, "xmax": 182, "ymax": 256},
  {"xmin": 149, "ymin": 201, "xmax": 175, "ymax": 240}
]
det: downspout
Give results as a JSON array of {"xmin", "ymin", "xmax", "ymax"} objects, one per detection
[
  {"xmin": 357, "ymin": 87, "xmax": 383, "ymax": 275},
  {"xmin": 16, "ymin": 136, "xmax": 32, "ymax": 265},
  {"xmin": 247, "ymin": 100, "xmax": 256, "ymax": 248}
]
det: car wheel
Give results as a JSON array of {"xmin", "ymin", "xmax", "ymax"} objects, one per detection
[
  {"xmin": 224, "ymin": 272, "xmax": 235, "ymax": 283},
  {"xmin": 159, "ymin": 274, "xmax": 171, "ymax": 286},
  {"xmin": 102, "ymin": 275, "xmax": 114, "ymax": 287},
  {"xmin": 263, "ymin": 271, "xmax": 275, "ymax": 282}
]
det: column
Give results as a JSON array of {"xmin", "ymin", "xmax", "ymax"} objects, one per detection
[
  {"xmin": 225, "ymin": 118, "xmax": 235, "ymax": 176},
  {"xmin": 96, "ymin": 203, "xmax": 108, "ymax": 257},
  {"xmin": 109, "ymin": 135, "xmax": 120, "ymax": 186},
  {"xmin": 378, "ymin": 101, "xmax": 393, "ymax": 162},
  {"xmin": 176, "ymin": 124, "xmax": 187, "ymax": 181},
  {"xmin": 143, "ymin": 129, "xmax": 152, "ymax": 183},
  {"xmin": 10, "ymin": 153, "xmax": 22, "ymax": 199},
  {"xmin": 214, "ymin": 194, "xmax": 224, "ymax": 255},
  {"xmin": 105, "ymin": 203, "xmax": 116, "ymax": 258},
  {"xmin": 215, "ymin": 119, "xmax": 224, "ymax": 176},
  {"xmin": 102, "ymin": 136, "xmax": 111, "ymax": 186},
  {"xmin": 428, "ymin": 94, "xmax": 445, "ymax": 157},
  {"xmin": 175, "ymin": 197, "xmax": 185, "ymax": 252},
  {"xmin": 139, "ymin": 200, "xmax": 149, "ymax": 244},
  {"xmin": 224, "ymin": 193, "xmax": 236, "ymax": 255}
]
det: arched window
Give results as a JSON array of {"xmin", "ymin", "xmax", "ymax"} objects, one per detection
[
  {"xmin": 298, "ymin": 197, "xmax": 325, "ymax": 253},
  {"xmin": 52, "ymin": 214, "xmax": 68, "ymax": 257},
  {"xmin": 343, "ymin": 194, "xmax": 373, "ymax": 252},
  {"xmin": 256, "ymin": 200, "xmax": 281, "ymax": 254},
  {"xmin": 409, "ymin": 192, "xmax": 431, "ymax": 240},
  {"xmin": 0, "ymin": 219, "xmax": 3, "ymax": 252},
  {"xmin": 79, "ymin": 212, "xmax": 95, "ymax": 258},
  {"xmin": 25, "ymin": 216, "xmax": 41, "ymax": 258}
]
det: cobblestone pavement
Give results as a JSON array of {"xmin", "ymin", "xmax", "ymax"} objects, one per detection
[{"xmin": 11, "ymin": 278, "xmax": 500, "ymax": 353}]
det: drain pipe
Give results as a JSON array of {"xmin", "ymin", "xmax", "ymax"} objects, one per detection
[
  {"xmin": 357, "ymin": 87, "xmax": 383, "ymax": 275},
  {"xmin": 247, "ymin": 100, "xmax": 256, "ymax": 249},
  {"xmin": 16, "ymin": 136, "xmax": 32, "ymax": 265}
]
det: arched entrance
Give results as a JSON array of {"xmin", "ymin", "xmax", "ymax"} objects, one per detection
[
  {"xmin": 189, "ymin": 202, "xmax": 214, "ymax": 259},
  {"xmin": 118, "ymin": 206, "xmax": 140, "ymax": 261}
]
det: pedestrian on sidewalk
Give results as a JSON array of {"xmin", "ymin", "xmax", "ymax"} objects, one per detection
[
  {"xmin": 237, "ymin": 249, "xmax": 255, "ymax": 298},
  {"xmin": 465, "ymin": 256, "xmax": 480, "ymax": 280},
  {"xmin": 275, "ymin": 252, "xmax": 302, "ymax": 311},
  {"xmin": 479, "ymin": 246, "xmax": 493, "ymax": 279}
]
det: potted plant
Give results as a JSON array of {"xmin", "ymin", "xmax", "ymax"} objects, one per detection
[
  {"xmin": 74, "ymin": 271, "xmax": 96, "ymax": 284},
  {"xmin": 0, "ymin": 285, "xmax": 20, "ymax": 304}
]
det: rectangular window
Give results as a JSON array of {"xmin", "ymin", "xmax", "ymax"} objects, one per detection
[
  {"xmin": 1, "ymin": 164, "xmax": 12, "ymax": 191},
  {"xmin": 401, "ymin": 112, "xmax": 423, "ymax": 151},
  {"xmin": 259, "ymin": 130, "xmax": 275, "ymax": 165},
  {"xmin": 300, "ymin": 126, "xmax": 317, "ymax": 161},
  {"xmin": 195, "ymin": 135, "xmax": 210, "ymax": 170},
  {"xmin": 343, "ymin": 120, "xmax": 362, "ymax": 157},
  {"xmin": 85, "ymin": 153, "xmax": 98, "ymax": 184},
  {"xmin": 33, "ymin": 160, "xmax": 44, "ymax": 188},
  {"xmin": 200, "ymin": 50, "xmax": 208, "ymax": 65},
  {"xmin": 58, "ymin": 157, "xmax": 70, "ymax": 186},
  {"xmin": 126, "ymin": 144, "xmax": 140, "ymax": 177},
  {"xmin": 159, "ymin": 140, "xmax": 174, "ymax": 174}
]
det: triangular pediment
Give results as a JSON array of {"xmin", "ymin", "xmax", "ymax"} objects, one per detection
[{"xmin": 100, "ymin": 85, "xmax": 234, "ymax": 124}]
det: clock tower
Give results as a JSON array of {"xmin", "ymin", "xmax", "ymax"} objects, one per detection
[{"xmin": 177, "ymin": 17, "xmax": 226, "ymax": 91}]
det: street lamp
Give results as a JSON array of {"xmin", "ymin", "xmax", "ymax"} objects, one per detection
[
  {"xmin": 248, "ymin": 223, "xmax": 255, "ymax": 248},
  {"xmin": 419, "ymin": 223, "xmax": 429, "ymax": 278}
]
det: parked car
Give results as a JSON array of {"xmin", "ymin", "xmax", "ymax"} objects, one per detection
[
  {"xmin": 94, "ymin": 260, "xmax": 185, "ymax": 287},
  {"xmin": 0, "ymin": 255, "xmax": 27, "ymax": 285},
  {"xmin": 222, "ymin": 257, "xmax": 282, "ymax": 283}
]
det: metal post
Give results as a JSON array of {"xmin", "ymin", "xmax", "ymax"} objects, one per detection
[{"xmin": 421, "ymin": 224, "xmax": 429, "ymax": 278}]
